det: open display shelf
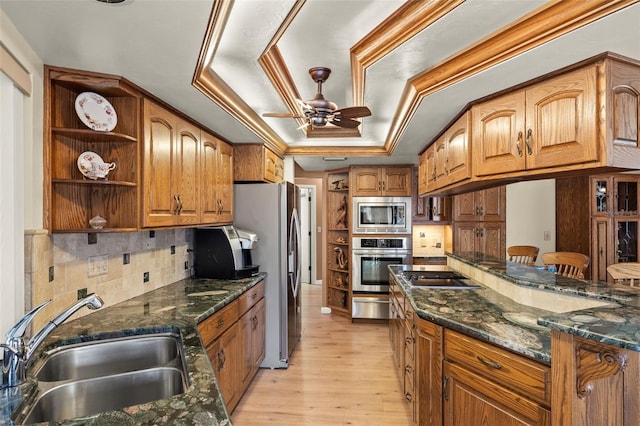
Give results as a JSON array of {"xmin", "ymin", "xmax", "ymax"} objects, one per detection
[
  {"xmin": 325, "ymin": 170, "xmax": 351, "ymax": 315},
  {"xmin": 45, "ymin": 66, "xmax": 142, "ymax": 232}
]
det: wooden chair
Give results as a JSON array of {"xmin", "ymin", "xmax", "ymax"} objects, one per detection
[
  {"xmin": 507, "ymin": 245, "xmax": 539, "ymax": 266},
  {"xmin": 541, "ymin": 252, "xmax": 590, "ymax": 279},
  {"xmin": 607, "ymin": 262, "xmax": 640, "ymax": 286}
]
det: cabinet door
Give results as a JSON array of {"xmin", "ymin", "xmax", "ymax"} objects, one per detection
[
  {"xmin": 445, "ymin": 112, "xmax": 471, "ymax": 185},
  {"xmin": 200, "ymin": 134, "xmax": 220, "ymax": 223},
  {"xmin": 418, "ymin": 154, "xmax": 428, "ymax": 196},
  {"xmin": 424, "ymin": 145, "xmax": 437, "ymax": 193},
  {"xmin": 417, "ymin": 319, "xmax": 443, "ymax": 426},
  {"xmin": 525, "ymin": 66, "xmax": 597, "ymax": 170},
  {"xmin": 480, "ymin": 186, "xmax": 506, "ymax": 221},
  {"xmin": 216, "ymin": 141, "xmax": 234, "ymax": 223},
  {"xmin": 479, "ymin": 222, "xmax": 506, "ymax": 260},
  {"xmin": 143, "ymin": 100, "xmax": 178, "ymax": 227},
  {"xmin": 206, "ymin": 321, "xmax": 240, "ymax": 412},
  {"xmin": 472, "ymin": 91, "xmax": 526, "ymax": 177},
  {"xmin": 591, "ymin": 217, "xmax": 612, "ymax": 283},
  {"xmin": 382, "ymin": 167, "xmax": 412, "ymax": 196},
  {"xmin": 175, "ymin": 119, "xmax": 200, "ymax": 225},
  {"xmin": 453, "ymin": 222, "xmax": 477, "ymax": 253},
  {"xmin": 453, "ymin": 193, "xmax": 477, "ymax": 222},
  {"xmin": 434, "ymin": 137, "xmax": 447, "ymax": 185},
  {"xmin": 591, "ymin": 176, "xmax": 612, "ymax": 216},
  {"xmin": 252, "ymin": 298, "xmax": 266, "ymax": 370},
  {"xmin": 351, "ymin": 167, "xmax": 381, "ymax": 196},
  {"xmin": 412, "ymin": 167, "xmax": 430, "ymax": 224},
  {"xmin": 444, "ymin": 361, "xmax": 550, "ymax": 426}
]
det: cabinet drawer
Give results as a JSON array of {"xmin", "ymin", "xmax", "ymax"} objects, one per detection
[
  {"xmin": 445, "ymin": 329, "xmax": 550, "ymax": 405},
  {"xmin": 198, "ymin": 300, "xmax": 239, "ymax": 346},
  {"xmin": 237, "ymin": 280, "xmax": 265, "ymax": 314}
]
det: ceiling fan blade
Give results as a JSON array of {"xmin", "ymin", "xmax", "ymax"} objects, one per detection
[
  {"xmin": 334, "ymin": 106, "xmax": 371, "ymax": 119},
  {"xmin": 263, "ymin": 113, "xmax": 304, "ymax": 118},
  {"xmin": 295, "ymin": 98, "xmax": 314, "ymax": 112},
  {"xmin": 329, "ymin": 116, "xmax": 361, "ymax": 129},
  {"xmin": 297, "ymin": 121, "xmax": 310, "ymax": 130}
]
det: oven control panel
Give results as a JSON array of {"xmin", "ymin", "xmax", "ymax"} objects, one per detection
[{"xmin": 355, "ymin": 237, "xmax": 409, "ymax": 249}]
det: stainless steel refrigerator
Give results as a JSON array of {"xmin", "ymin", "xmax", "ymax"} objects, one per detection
[{"xmin": 234, "ymin": 181, "xmax": 302, "ymax": 368}]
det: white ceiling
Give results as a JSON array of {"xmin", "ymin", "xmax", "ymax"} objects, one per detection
[{"xmin": 2, "ymin": 0, "xmax": 639, "ymax": 171}]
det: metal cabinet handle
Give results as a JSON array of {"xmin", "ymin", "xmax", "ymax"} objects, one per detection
[
  {"xmin": 443, "ymin": 375, "xmax": 449, "ymax": 401},
  {"xmin": 217, "ymin": 348, "xmax": 226, "ymax": 371},
  {"xmin": 477, "ymin": 355, "xmax": 502, "ymax": 369},
  {"xmin": 405, "ymin": 365, "xmax": 413, "ymax": 374},
  {"xmin": 216, "ymin": 318, "xmax": 225, "ymax": 329},
  {"xmin": 405, "ymin": 392, "xmax": 413, "ymax": 402},
  {"xmin": 525, "ymin": 128, "xmax": 533, "ymax": 155},
  {"xmin": 516, "ymin": 131, "xmax": 523, "ymax": 157},
  {"xmin": 177, "ymin": 194, "xmax": 183, "ymax": 214},
  {"xmin": 173, "ymin": 194, "xmax": 180, "ymax": 214}
]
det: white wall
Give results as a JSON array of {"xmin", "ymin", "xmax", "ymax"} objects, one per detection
[
  {"xmin": 0, "ymin": 9, "xmax": 44, "ymax": 336},
  {"xmin": 506, "ymin": 179, "xmax": 556, "ymax": 265}
]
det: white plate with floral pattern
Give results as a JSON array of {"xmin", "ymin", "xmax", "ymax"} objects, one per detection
[{"xmin": 74, "ymin": 92, "xmax": 117, "ymax": 132}]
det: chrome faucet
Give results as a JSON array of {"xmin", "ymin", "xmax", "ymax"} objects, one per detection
[{"xmin": 1, "ymin": 294, "xmax": 103, "ymax": 389}]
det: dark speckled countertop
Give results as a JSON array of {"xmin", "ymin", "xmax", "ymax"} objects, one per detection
[
  {"xmin": 0, "ymin": 274, "xmax": 266, "ymax": 425},
  {"xmin": 391, "ymin": 252, "xmax": 640, "ymax": 365}
]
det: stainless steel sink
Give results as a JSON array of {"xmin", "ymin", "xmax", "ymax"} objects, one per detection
[
  {"xmin": 32, "ymin": 334, "xmax": 183, "ymax": 381},
  {"xmin": 22, "ymin": 367, "xmax": 186, "ymax": 424},
  {"xmin": 14, "ymin": 332, "xmax": 190, "ymax": 424}
]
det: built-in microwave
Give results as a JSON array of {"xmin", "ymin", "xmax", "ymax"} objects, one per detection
[{"xmin": 352, "ymin": 196, "xmax": 411, "ymax": 234}]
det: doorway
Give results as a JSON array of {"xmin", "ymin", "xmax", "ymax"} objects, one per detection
[{"xmin": 298, "ymin": 186, "xmax": 317, "ymax": 285}]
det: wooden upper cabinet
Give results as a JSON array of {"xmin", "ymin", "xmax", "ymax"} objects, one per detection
[
  {"xmin": 217, "ymin": 141, "xmax": 234, "ymax": 223},
  {"xmin": 201, "ymin": 131, "xmax": 233, "ymax": 224},
  {"xmin": 234, "ymin": 143, "xmax": 283, "ymax": 183},
  {"xmin": 453, "ymin": 186, "xmax": 505, "ymax": 222},
  {"xmin": 143, "ymin": 99, "xmax": 180, "ymax": 227},
  {"xmin": 474, "ymin": 63, "xmax": 600, "ymax": 178},
  {"xmin": 175, "ymin": 120, "xmax": 200, "ymax": 226},
  {"xmin": 351, "ymin": 166, "xmax": 412, "ymax": 196},
  {"xmin": 444, "ymin": 112, "xmax": 471, "ymax": 185},
  {"xmin": 419, "ymin": 112, "xmax": 470, "ymax": 195}
]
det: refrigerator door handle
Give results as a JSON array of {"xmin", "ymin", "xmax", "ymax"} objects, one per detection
[{"xmin": 289, "ymin": 207, "xmax": 302, "ymax": 297}]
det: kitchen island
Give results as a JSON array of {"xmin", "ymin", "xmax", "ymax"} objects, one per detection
[
  {"xmin": 0, "ymin": 273, "xmax": 266, "ymax": 425},
  {"xmin": 390, "ymin": 253, "xmax": 640, "ymax": 425}
]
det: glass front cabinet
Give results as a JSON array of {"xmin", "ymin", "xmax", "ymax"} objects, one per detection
[{"xmin": 590, "ymin": 175, "xmax": 640, "ymax": 282}]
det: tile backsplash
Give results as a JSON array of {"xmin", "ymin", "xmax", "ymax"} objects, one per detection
[
  {"xmin": 412, "ymin": 225, "xmax": 447, "ymax": 257},
  {"xmin": 24, "ymin": 229, "xmax": 193, "ymax": 331}
]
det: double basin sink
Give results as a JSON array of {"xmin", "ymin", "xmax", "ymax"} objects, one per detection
[{"xmin": 14, "ymin": 332, "xmax": 190, "ymax": 424}]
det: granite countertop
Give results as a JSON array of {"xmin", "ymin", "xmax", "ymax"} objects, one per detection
[
  {"xmin": 391, "ymin": 252, "xmax": 640, "ymax": 364},
  {"xmin": 1, "ymin": 273, "xmax": 266, "ymax": 425}
]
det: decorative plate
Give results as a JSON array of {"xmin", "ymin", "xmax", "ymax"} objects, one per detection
[
  {"xmin": 77, "ymin": 151, "xmax": 105, "ymax": 180},
  {"xmin": 74, "ymin": 92, "xmax": 117, "ymax": 131}
]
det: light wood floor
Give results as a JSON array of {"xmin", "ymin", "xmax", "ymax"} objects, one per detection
[{"xmin": 232, "ymin": 283, "xmax": 412, "ymax": 425}]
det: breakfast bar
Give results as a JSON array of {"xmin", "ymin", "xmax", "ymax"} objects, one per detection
[{"xmin": 389, "ymin": 252, "xmax": 640, "ymax": 425}]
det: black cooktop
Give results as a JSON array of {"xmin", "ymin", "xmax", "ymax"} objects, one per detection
[{"xmin": 402, "ymin": 271, "xmax": 481, "ymax": 289}]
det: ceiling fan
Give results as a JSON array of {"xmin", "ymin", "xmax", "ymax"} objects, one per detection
[{"xmin": 263, "ymin": 67, "xmax": 371, "ymax": 129}]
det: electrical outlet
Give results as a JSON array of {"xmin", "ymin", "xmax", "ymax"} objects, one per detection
[
  {"xmin": 123, "ymin": 252, "xmax": 130, "ymax": 265},
  {"xmin": 143, "ymin": 271, "xmax": 150, "ymax": 283},
  {"xmin": 544, "ymin": 231, "xmax": 551, "ymax": 241},
  {"xmin": 88, "ymin": 255, "xmax": 108, "ymax": 277},
  {"xmin": 48, "ymin": 266, "xmax": 55, "ymax": 282},
  {"xmin": 184, "ymin": 261, "xmax": 189, "ymax": 270},
  {"xmin": 171, "ymin": 245, "xmax": 176, "ymax": 255}
]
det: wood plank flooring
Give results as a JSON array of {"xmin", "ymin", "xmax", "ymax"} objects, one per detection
[{"xmin": 232, "ymin": 283, "xmax": 412, "ymax": 425}]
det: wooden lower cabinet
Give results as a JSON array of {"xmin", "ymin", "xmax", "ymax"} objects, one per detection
[
  {"xmin": 206, "ymin": 321, "xmax": 241, "ymax": 411},
  {"xmin": 416, "ymin": 317, "xmax": 443, "ymax": 426},
  {"xmin": 444, "ymin": 330, "xmax": 550, "ymax": 426},
  {"xmin": 444, "ymin": 361, "xmax": 550, "ymax": 426},
  {"xmin": 198, "ymin": 280, "xmax": 265, "ymax": 413}
]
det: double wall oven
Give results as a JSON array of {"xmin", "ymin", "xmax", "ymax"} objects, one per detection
[{"xmin": 352, "ymin": 236, "xmax": 411, "ymax": 319}]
